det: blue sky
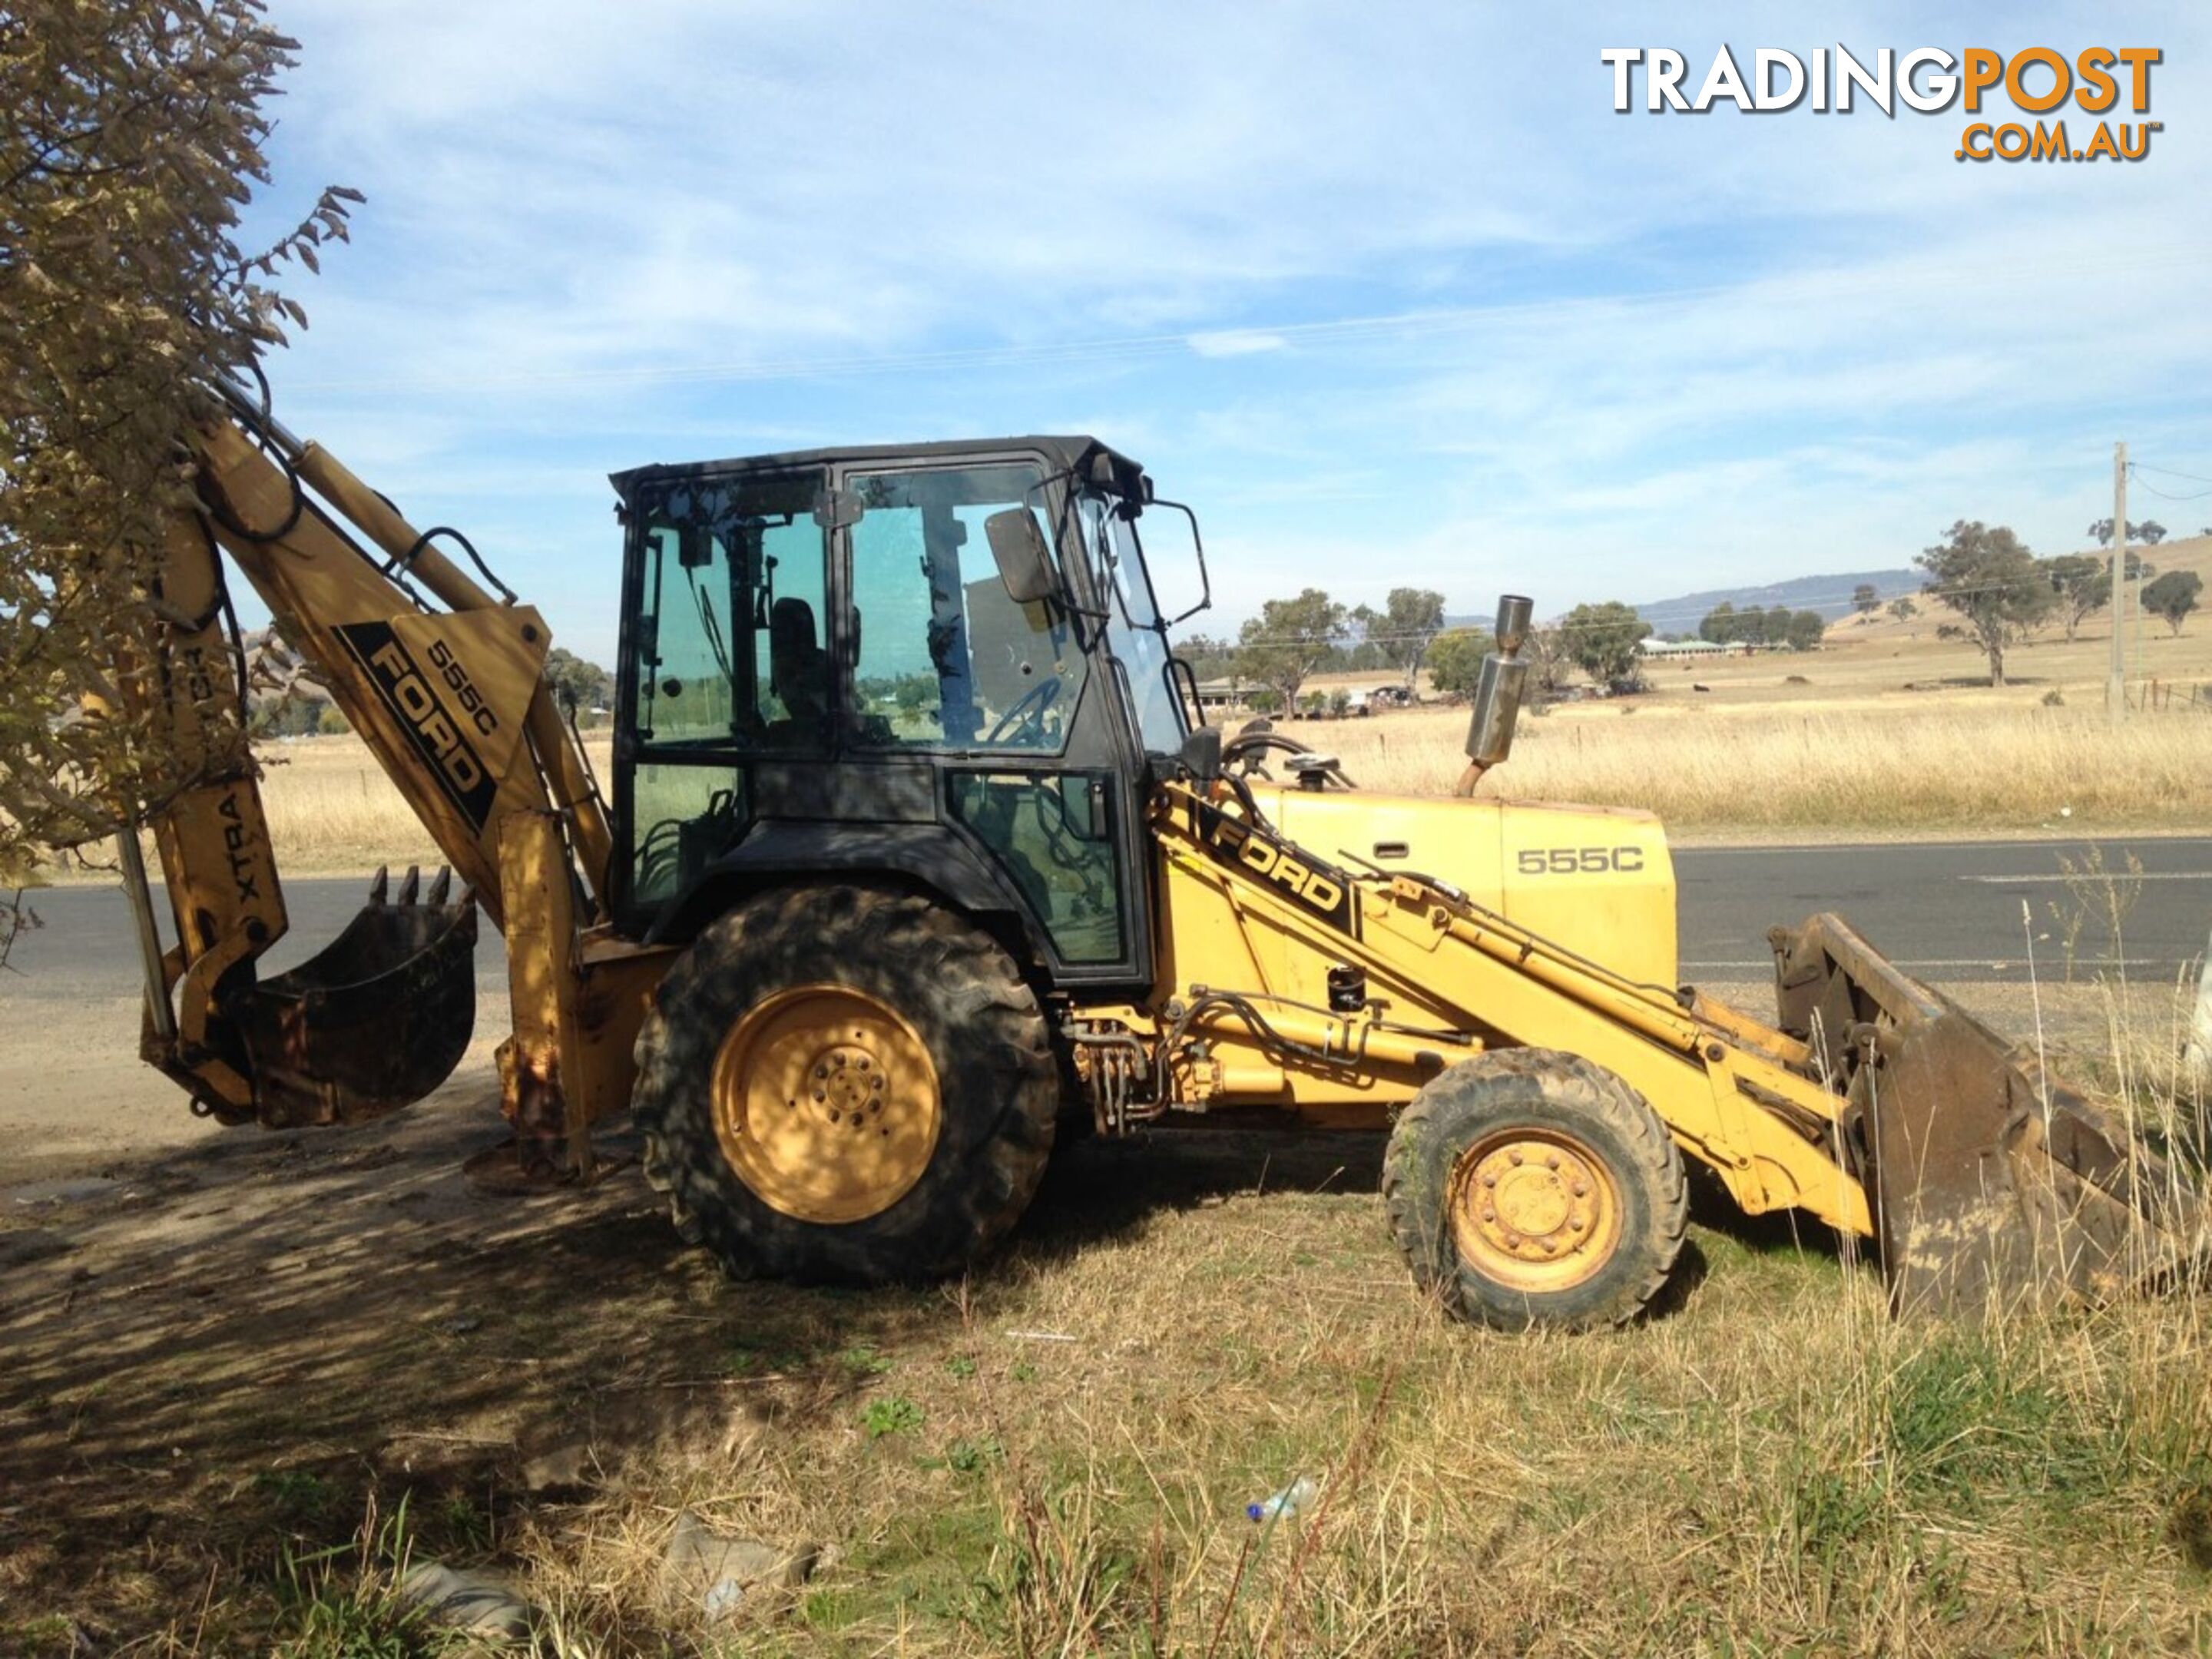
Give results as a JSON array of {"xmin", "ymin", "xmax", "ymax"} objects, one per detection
[{"xmin": 243, "ymin": 2, "xmax": 2212, "ymax": 667}]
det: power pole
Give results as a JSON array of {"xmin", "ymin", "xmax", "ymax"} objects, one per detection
[{"xmin": 2109, "ymin": 442, "xmax": 2128, "ymax": 725}]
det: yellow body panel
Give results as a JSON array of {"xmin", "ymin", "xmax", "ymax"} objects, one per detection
[{"xmin": 1255, "ymin": 786, "xmax": 1678, "ymax": 989}]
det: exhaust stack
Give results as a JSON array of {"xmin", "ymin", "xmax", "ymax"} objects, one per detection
[{"xmin": 1457, "ymin": 594, "xmax": 1533, "ymax": 794}]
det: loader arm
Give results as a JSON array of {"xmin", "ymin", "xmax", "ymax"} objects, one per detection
[
  {"xmin": 1141, "ymin": 779, "xmax": 1876, "ymax": 1240},
  {"xmin": 116, "ymin": 384, "xmax": 666, "ymax": 1164},
  {"xmin": 1115, "ymin": 776, "xmax": 2200, "ymax": 1315}
]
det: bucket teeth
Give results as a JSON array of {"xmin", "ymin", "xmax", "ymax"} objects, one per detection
[
  {"xmin": 367, "ymin": 865, "xmax": 389, "ymax": 907},
  {"xmin": 426, "ymin": 867, "xmax": 452, "ymax": 906},
  {"xmin": 396, "ymin": 865, "xmax": 421, "ymax": 907}
]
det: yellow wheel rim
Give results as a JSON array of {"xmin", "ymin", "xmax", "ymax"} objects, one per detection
[
  {"xmin": 710, "ymin": 983, "xmax": 941, "ymax": 1224},
  {"xmin": 1447, "ymin": 1128, "xmax": 1621, "ymax": 1294}
]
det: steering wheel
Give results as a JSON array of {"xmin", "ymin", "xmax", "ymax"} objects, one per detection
[
  {"xmin": 1222, "ymin": 727, "xmax": 1357, "ymax": 790},
  {"xmin": 985, "ymin": 674, "xmax": 1063, "ymax": 747}
]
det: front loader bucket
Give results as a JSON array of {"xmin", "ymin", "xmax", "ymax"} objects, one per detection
[
  {"xmin": 1771, "ymin": 913, "xmax": 2206, "ymax": 1316},
  {"xmin": 235, "ymin": 866, "xmax": 478, "ymax": 1128}
]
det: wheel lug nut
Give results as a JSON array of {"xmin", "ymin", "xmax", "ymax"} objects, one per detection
[
  {"xmin": 828, "ymin": 1110, "xmax": 840, "ymax": 1123},
  {"xmin": 1480, "ymin": 1174, "xmax": 1496, "ymax": 1188},
  {"xmin": 1571, "ymin": 1182, "xmax": 1588, "ymax": 1197},
  {"xmin": 1482, "ymin": 1209, "xmax": 1496, "ymax": 1223},
  {"xmin": 1545, "ymin": 1155, "xmax": 1560, "ymax": 1171},
  {"xmin": 1569, "ymin": 1217, "xmax": 1584, "ymax": 1231},
  {"xmin": 814, "ymin": 1065, "xmax": 827, "ymax": 1079},
  {"xmin": 813, "ymin": 1091, "xmax": 825, "ymax": 1102},
  {"xmin": 857, "ymin": 1057, "xmax": 870, "ymax": 1071},
  {"xmin": 1508, "ymin": 1151, "xmax": 1524, "ymax": 1167}
]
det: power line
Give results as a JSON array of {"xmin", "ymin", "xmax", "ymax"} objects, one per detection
[{"xmin": 2131, "ymin": 461, "xmax": 2212, "ymax": 487}]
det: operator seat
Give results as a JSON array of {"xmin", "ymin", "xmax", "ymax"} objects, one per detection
[{"xmin": 767, "ymin": 597, "xmax": 830, "ymax": 741}]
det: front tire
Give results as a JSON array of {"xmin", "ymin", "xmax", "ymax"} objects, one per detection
[
  {"xmin": 1382, "ymin": 1049, "xmax": 1687, "ymax": 1331},
  {"xmin": 634, "ymin": 885, "xmax": 1058, "ymax": 1283}
]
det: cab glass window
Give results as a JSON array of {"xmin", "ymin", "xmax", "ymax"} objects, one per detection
[
  {"xmin": 631, "ymin": 472, "xmax": 830, "ymax": 750},
  {"xmin": 846, "ymin": 463, "xmax": 1085, "ymax": 753}
]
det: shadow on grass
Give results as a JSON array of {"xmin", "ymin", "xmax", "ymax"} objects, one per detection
[{"xmin": 1018, "ymin": 1123, "xmax": 1385, "ymax": 1264}]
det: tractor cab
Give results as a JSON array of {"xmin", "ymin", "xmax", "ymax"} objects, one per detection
[{"xmin": 608, "ymin": 438, "xmax": 1207, "ymax": 991}]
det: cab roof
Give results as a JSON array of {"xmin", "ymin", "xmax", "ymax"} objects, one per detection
[{"xmin": 609, "ymin": 435, "xmax": 1147, "ymax": 502}]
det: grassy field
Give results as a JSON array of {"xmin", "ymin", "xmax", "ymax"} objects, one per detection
[
  {"xmin": 186, "ymin": 684, "xmax": 2212, "ymax": 885},
  {"xmin": 1283, "ymin": 702, "xmax": 2212, "ymax": 836},
  {"xmin": 2, "ymin": 977, "xmax": 2207, "ymax": 1657}
]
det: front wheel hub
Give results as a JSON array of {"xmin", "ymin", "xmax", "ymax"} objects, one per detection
[
  {"xmin": 710, "ymin": 984, "xmax": 940, "ymax": 1224},
  {"xmin": 1448, "ymin": 1128, "xmax": 1621, "ymax": 1293}
]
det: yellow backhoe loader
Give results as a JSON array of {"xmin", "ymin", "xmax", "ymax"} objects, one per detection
[{"xmin": 106, "ymin": 382, "xmax": 2204, "ymax": 1330}]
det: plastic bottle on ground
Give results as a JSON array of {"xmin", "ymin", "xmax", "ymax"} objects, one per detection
[{"xmin": 1245, "ymin": 1475, "xmax": 1319, "ymax": 1522}]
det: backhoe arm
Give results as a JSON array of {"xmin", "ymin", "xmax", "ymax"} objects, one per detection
[{"xmin": 117, "ymin": 386, "xmax": 655, "ymax": 1159}]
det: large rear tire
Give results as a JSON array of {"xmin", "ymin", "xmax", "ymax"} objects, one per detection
[
  {"xmin": 634, "ymin": 885, "xmax": 1058, "ymax": 1283},
  {"xmin": 1382, "ymin": 1049, "xmax": 1687, "ymax": 1331}
]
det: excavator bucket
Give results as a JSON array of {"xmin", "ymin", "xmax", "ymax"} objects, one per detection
[
  {"xmin": 236, "ymin": 866, "xmax": 479, "ymax": 1128},
  {"xmin": 1771, "ymin": 913, "xmax": 2206, "ymax": 1316}
]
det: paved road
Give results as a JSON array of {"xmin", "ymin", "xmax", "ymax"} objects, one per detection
[
  {"xmin": 8, "ymin": 836, "xmax": 2210, "ymax": 999},
  {"xmin": 1676, "ymin": 835, "xmax": 2212, "ymax": 982}
]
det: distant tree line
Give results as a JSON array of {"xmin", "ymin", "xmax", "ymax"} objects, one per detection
[{"xmin": 1696, "ymin": 603, "xmax": 1827, "ymax": 652}]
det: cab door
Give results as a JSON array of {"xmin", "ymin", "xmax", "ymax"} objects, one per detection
[{"xmin": 832, "ymin": 455, "xmax": 1151, "ymax": 984}]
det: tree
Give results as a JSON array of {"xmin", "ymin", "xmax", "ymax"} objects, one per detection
[
  {"xmin": 1852, "ymin": 583, "xmax": 1879, "ymax": 614},
  {"xmin": 1887, "ymin": 596, "xmax": 1919, "ymax": 622},
  {"xmin": 2044, "ymin": 553, "xmax": 2108, "ymax": 642},
  {"xmin": 1763, "ymin": 604, "xmax": 1794, "ymax": 645},
  {"xmin": 2088, "ymin": 518, "xmax": 2158, "ymax": 548},
  {"xmin": 1558, "ymin": 601, "xmax": 1645, "ymax": 685},
  {"xmin": 1917, "ymin": 521, "xmax": 2053, "ymax": 687},
  {"xmin": 1784, "ymin": 610, "xmax": 1826, "ymax": 651},
  {"xmin": 1425, "ymin": 628, "xmax": 1492, "ymax": 698},
  {"xmin": 1733, "ymin": 607, "xmax": 1768, "ymax": 647},
  {"xmin": 544, "ymin": 647, "xmax": 614, "ymax": 720},
  {"xmin": 1349, "ymin": 587, "xmax": 1446, "ymax": 690},
  {"xmin": 1, "ymin": 5, "xmax": 355, "ymax": 889},
  {"xmin": 1173, "ymin": 631, "xmax": 1237, "ymax": 684},
  {"xmin": 2143, "ymin": 570, "xmax": 2202, "ymax": 636},
  {"xmin": 1236, "ymin": 588, "xmax": 1346, "ymax": 711},
  {"xmin": 1524, "ymin": 626, "xmax": 1569, "ymax": 694},
  {"xmin": 1697, "ymin": 602, "xmax": 1738, "ymax": 644}
]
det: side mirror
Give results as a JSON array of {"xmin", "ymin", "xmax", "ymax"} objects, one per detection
[{"xmin": 984, "ymin": 508, "xmax": 1059, "ymax": 605}]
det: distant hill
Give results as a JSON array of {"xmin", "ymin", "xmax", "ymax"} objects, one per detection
[
  {"xmin": 1440, "ymin": 569, "xmax": 1921, "ymax": 638},
  {"xmin": 1632, "ymin": 569, "xmax": 1919, "ymax": 635}
]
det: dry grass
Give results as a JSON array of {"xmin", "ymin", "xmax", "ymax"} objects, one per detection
[
  {"xmin": 36, "ymin": 695, "xmax": 2208, "ymax": 886},
  {"xmin": 1282, "ymin": 702, "xmax": 2212, "ymax": 838}
]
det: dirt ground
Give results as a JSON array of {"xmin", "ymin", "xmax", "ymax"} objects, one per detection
[{"xmin": 0, "ymin": 975, "xmax": 2197, "ymax": 1651}]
